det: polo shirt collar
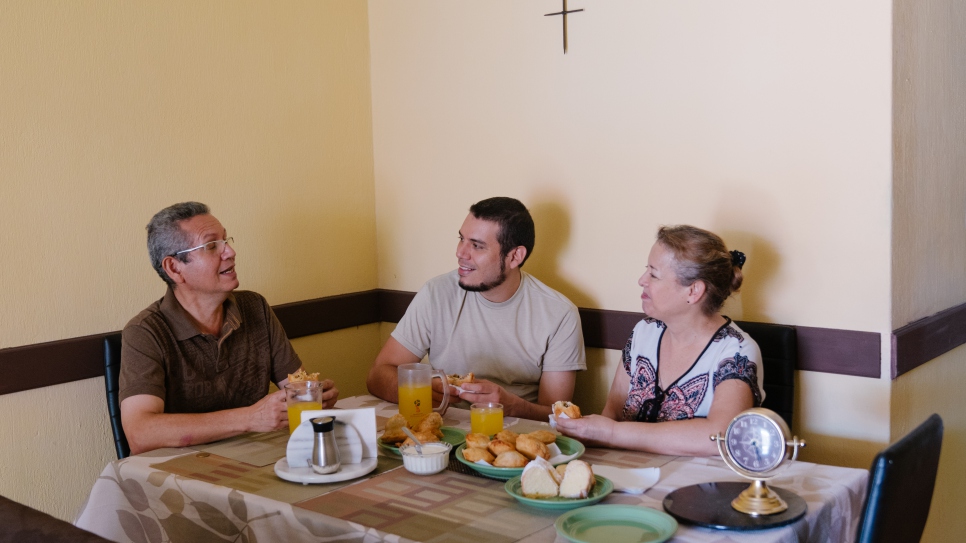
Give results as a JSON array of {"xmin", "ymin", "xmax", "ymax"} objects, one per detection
[{"xmin": 160, "ymin": 287, "xmax": 242, "ymax": 341}]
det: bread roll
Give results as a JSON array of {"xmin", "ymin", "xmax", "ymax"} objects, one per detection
[
  {"xmin": 493, "ymin": 451, "xmax": 528, "ymax": 468},
  {"xmin": 465, "ymin": 433, "xmax": 491, "ymax": 449},
  {"xmin": 552, "ymin": 401, "xmax": 581, "ymax": 419},
  {"xmin": 527, "ymin": 430, "xmax": 557, "ymax": 444},
  {"xmin": 487, "ymin": 439, "xmax": 516, "ymax": 456},
  {"xmin": 558, "ymin": 460, "xmax": 595, "ymax": 498},
  {"xmin": 462, "ymin": 447, "xmax": 495, "ymax": 464},
  {"xmin": 495, "ymin": 429, "xmax": 519, "ymax": 446},
  {"xmin": 516, "ymin": 434, "xmax": 550, "ymax": 461}
]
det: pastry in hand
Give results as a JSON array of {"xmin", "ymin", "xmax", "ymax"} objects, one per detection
[
  {"xmin": 287, "ymin": 368, "xmax": 320, "ymax": 382},
  {"xmin": 495, "ymin": 429, "xmax": 519, "ymax": 446},
  {"xmin": 493, "ymin": 450, "xmax": 529, "ymax": 468},
  {"xmin": 447, "ymin": 372, "xmax": 475, "ymax": 386},
  {"xmin": 487, "ymin": 439, "xmax": 516, "ymax": 456},
  {"xmin": 558, "ymin": 460, "xmax": 595, "ymax": 499},
  {"xmin": 515, "ymin": 434, "xmax": 550, "ymax": 461},
  {"xmin": 521, "ymin": 457, "xmax": 562, "ymax": 498},
  {"xmin": 465, "ymin": 433, "xmax": 491, "ymax": 449},
  {"xmin": 552, "ymin": 401, "xmax": 581, "ymax": 419},
  {"xmin": 527, "ymin": 430, "xmax": 557, "ymax": 444},
  {"xmin": 462, "ymin": 447, "xmax": 495, "ymax": 464}
]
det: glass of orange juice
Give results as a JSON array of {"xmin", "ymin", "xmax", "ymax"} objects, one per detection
[
  {"xmin": 397, "ymin": 363, "xmax": 450, "ymax": 426},
  {"xmin": 471, "ymin": 402, "xmax": 503, "ymax": 436},
  {"xmin": 284, "ymin": 381, "xmax": 324, "ymax": 433}
]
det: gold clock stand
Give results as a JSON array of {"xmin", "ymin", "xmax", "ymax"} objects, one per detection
[{"xmin": 732, "ymin": 479, "xmax": 788, "ymax": 516}]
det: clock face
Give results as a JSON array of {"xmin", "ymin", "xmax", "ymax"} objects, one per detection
[{"xmin": 725, "ymin": 413, "xmax": 786, "ymax": 473}]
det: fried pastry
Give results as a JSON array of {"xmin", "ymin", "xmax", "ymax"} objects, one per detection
[
  {"xmin": 494, "ymin": 429, "xmax": 519, "ymax": 446},
  {"xmin": 465, "ymin": 433, "xmax": 491, "ymax": 449},
  {"xmin": 287, "ymin": 368, "xmax": 320, "ymax": 382},
  {"xmin": 487, "ymin": 439, "xmax": 516, "ymax": 456},
  {"xmin": 414, "ymin": 412, "xmax": 444, "ymax": 438},
  {"xmin": 552, "ymin": 401, "xmax": 581, "ymax": 419},
  {"xmin": 447, "ymin": 372, "xmax": 475, "ymax": 386},
  {"xmin": 401, "ymin": 430, "xmax": 440, "ymax": 448},
  {"xmin": 461, "ymin": 447, "xmax": 495, "ymax": 464},
  {"xmin": 527, "ymin": 430, "xmax": 557, "ymax": 444},
  {"xmin": 493, "ymin": 450, "xmax": 528, "ymax": 468},
  {"xmin": 515, "ymin": 434, "xmax": 550, "ymax": 461}
]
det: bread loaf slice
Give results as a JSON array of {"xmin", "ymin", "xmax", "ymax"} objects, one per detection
[
  {"xmin": 520, "ymin": 457, "xmax": 561, "ymax": 498},
  {"xmin": 558, "ymin": 460, "xmax": 595, "ymax": 499}
]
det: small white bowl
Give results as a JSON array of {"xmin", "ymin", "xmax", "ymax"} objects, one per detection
[{"xmin": 399, "ymin": 442, "xmax": 452, "ymax": 475}]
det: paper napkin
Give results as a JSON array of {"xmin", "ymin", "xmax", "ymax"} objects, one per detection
[{"xmin": 590, "ymin": 465, "xmax": 660, "ymax": 494}]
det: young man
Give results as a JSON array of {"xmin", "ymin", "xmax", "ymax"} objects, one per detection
[
  {"xmin": 366, "ymin": 197, "xmax": 586, "ymax": 421},
  {"xmin": 120, "ymin": 202, "xmax": 338, "ymax": 454}
]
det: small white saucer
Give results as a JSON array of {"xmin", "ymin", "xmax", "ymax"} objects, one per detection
[{"xmin": 274, "ymin": 457, "xmax": 378, "ymax": 485}]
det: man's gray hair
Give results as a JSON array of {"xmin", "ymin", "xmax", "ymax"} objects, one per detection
[{"xmin": 146, "ymin": 202, "xmax": 210, "ymax": 286}]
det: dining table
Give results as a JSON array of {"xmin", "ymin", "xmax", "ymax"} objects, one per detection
[{"xmin": 75, "ymin": 395, "xmax": 869, "ymax": 543}]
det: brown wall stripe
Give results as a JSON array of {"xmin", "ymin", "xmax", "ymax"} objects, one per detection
[
  {"xmin": 892, "ymin": 301, "xmax": 966, "ymax": 379},
  {"xmin": 10, "ymin": 288, "xmax": 952, "ymax": 397}
]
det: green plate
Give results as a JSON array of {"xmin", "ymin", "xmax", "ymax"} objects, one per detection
[
  {"xmin": 455, "ymin": 435, "xmax": 585, "ymax": 481},
  {"xmin": 505, "ymin": 474, "xmax": 614, "ymax": 512},
  {"xmin": 555, "ymin": 505, "xmax": 678, "ymax": 543},
  {"xmin": 378, "ymin": 426, "xmax": 467, "ymax": 456}
]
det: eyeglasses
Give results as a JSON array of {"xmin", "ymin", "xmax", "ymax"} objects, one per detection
[
  {"xmin": 172, "ymin": 237, "xmax": 233, "ymax": 257},
  {"xmin": 636, "ymin": 385, "xmax": 665, "ymax": 423}
]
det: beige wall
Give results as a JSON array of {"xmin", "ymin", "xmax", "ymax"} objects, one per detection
[
  {"xmin": 892, "ymin": 1, "xmax": 966, "ymax": 540},
  {"xmin": 369, "ymin": 0, "xmax": 894, "ymax": 461},
  {"xmin": 0, "ymin": 1, "xmax": 376, "ymax": 520}
]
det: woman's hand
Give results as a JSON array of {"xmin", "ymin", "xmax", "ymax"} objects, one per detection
[{"xmin": 555, "ymin": 414, "xmax": 618, "ymax": 448}]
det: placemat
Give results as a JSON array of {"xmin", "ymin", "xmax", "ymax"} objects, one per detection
[
  {"xmin": 294, "ymin": 466, "xmax": 557, "ymax": 543},
  {"xmin": 194, "ymin": 429, "xmax": 290, "ymax": 467},
  {"xmin": 152, "ymin": 452, "xmax": 403, "ymax": 504}
]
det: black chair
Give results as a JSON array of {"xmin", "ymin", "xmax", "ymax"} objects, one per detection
[
  {"xmin": 103, "ymin": 333, "xmax": 130, "ymax": 459},
  {"xmin": 854, "ymin": 414, "xmax": 943, "ymax": 543},
  {"xmin": 734, "ymin": 321, "xmax": 797, "ymax": 431},
  {"xmin": 0, "ymin": 495, "xmax": 111, "ymax": 542}
]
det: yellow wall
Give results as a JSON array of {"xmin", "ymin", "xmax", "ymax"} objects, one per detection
[
  {"xmin": 369, "ymin": 0, "xmax": 894, "ymax": 462},
  {"xmin": 892, "ymin": 1, "xmax": 966, "ymax": 540},
  {"xmin": 0, "ymin": 1, "xmax": 376, "ymax": 520}
]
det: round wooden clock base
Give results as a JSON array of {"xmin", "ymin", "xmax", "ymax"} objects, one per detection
[{"xmin": 662, "ymin": 481, "xmax": 807, "ymax": 530}]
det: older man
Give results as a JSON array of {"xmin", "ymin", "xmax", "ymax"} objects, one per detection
[
  {"xmin": 120, "ymin": 202, "xmax": 338, "ymax": 454},
  {"xmin": 366, "ymin": 197, "xmax": 586, "ymax": 421}
]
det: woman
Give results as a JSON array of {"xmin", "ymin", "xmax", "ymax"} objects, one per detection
[{"xmin": 557, "ymin": 225, "xmax": 762, "ymax": 456}]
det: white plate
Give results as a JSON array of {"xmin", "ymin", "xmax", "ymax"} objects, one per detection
[{"xmin": 274, "ymin": 457, "xmax": 378, "ymax": 484}]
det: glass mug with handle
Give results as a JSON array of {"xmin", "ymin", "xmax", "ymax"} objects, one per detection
[{"xmin": 397, "ymin": 363, "xmax": 450, "ymax": 426}]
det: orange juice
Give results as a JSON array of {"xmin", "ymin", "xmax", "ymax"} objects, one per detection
[
  {"xmin": 471, "ymin": 405, "xmax": 504, "ymax": 436},
  {"xmin": 288, "ymin": 401, "xmax": 323, "ymax": 433},
  {"xmin": 398, "ymin": 383, "xmax": 432, "ymax": 426}
]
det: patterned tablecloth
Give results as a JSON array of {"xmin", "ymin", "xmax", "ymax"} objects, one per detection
[{"xmin": 75, "ymin": 396, "xmax": 868, "ymax": 543}]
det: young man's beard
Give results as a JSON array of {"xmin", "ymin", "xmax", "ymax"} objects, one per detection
[{"xmin": 458, "ymin": 258, "xmax": 507, "ymax": 293}]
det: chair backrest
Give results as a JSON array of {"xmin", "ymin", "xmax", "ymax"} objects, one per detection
[
  {"xmin": 733, "ymin": 320, "xmax": 797, "ymax": 431},
  {"xmin": 103, "ymin": 333, "xmax": 130, "ymax": 459},
  {"xmin": 854, "ymin": 414, "xmax": 944, "ymax": 543},
  {"xmin": 0, "ymin": 495, "xmax": 112, "ymax": 542}
]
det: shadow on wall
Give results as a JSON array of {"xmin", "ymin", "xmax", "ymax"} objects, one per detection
[{"xmin": 525, "ymin": 198, "xmax": 596, "ymax": 308}]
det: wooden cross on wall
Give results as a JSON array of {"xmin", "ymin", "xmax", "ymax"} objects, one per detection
[{"xmin": 544, "ymin": 0, "xmax": 584, "ymax": 54}]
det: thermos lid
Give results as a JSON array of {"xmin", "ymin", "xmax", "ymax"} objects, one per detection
[{"xmin": 310, "ymin": 416, "xmax": 335, "ymax": 433}]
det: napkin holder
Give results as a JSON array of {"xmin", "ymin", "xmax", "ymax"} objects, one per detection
[{"xmin": 286, "ymin": 408, "xmax": 377, "ymax": 469}]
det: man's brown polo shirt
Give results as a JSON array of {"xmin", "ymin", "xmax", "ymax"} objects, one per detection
[{"xmin": 119, "ymin": 288, "xmax": 302, "ymax": 414}]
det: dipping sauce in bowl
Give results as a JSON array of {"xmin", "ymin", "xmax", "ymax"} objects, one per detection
[{"xmin": 400, "ymin": 442, "xmax": 452, "ymax": 475}]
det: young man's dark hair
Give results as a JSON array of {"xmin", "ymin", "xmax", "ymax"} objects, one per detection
[{"xmin": 468, "ymin": 197, "xmax": 535, "ymax": 266}]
